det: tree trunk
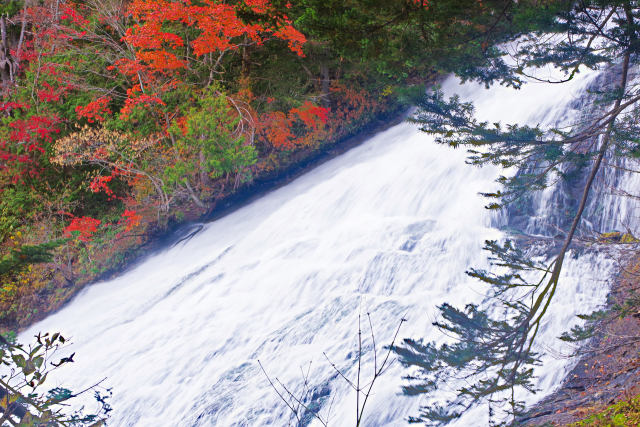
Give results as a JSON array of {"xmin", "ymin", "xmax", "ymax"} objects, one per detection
[
  {"xmin": 241, "ymin": 35, "xmax": 250, "ymax": 78},
  {"xmin": 198, "ymin": 146, "xmax": 211, "ymax": 191},
  {"xmin": 320, "ymin": 62, "xmax": 330, "ymax": 108},
  {"xmin": 184, "ymin": 180, "xmax": 206, "ymax": 209},
  {"xmin": 0, "ymin": 16, "xmax": 11, "ymax": 90}
]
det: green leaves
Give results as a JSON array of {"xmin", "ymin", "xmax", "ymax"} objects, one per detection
[
  {"xmin": 411, "ymin": 86, "xmax": 594, "ymax": 210},
  {"xmin": 559, "ymin": 309, "xmax": 608, "ymax": 343},
  {"xmin": 0, "ymin": 239, "xmax": 66, "ymax": 276},
  {"xmin": 0, "ymin": 0, "xmax": 22, "ymax": 17},
  {"xmin": 166, "ymin": 86, "xmax": 257, "ymax": 194},
  {"xmin": 0, "ymin": 332, "xmax": 111, "ymax": 425},
  {"xmin": 396, "ymin": 292, "xmax": 540, "ymax": 424},
  {"xmin": 573, "ymin": 392, "xmax": 640, "ymax": 426}
]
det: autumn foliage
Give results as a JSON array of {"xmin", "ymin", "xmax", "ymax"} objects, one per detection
[
  {"xmin": 125, "ymin": 0, "xmax": 306, "ymax": 59},
  {"xmin": 63, "ymin": 215, "xmax": 101, "ymax": 242},
  {"xmin": 115, "ymin": 0, "xmax": 306, "ymax": 121},
  {"xmin": 0, "ymin": 0, "xmax": 429, "ymax": 331},
  {"xmin": 76, "ymin": 97, "xmax": 112, "ymax": 124},
  {"xmin": 259, "ymin": 101, "xmax": 330, "ymax": 150}
]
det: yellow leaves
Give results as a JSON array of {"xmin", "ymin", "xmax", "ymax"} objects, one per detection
[
  {"xmin": 0, "ymin": 282, "xmax": 18, "ymax": 302},
  {"xmin": 600, "ymin": 231, "xmax": 621, "ymax": 240},
  {"xmin": 51, "ymin": 125, "xmax": 154, "ymax": 166},
  {"xmin": 621, "ymin": 233, "xmax": 639, "ymax": 244},
  {"xmin": 598, "ymin": 231, "xmax": 640, "ymax": 244}
]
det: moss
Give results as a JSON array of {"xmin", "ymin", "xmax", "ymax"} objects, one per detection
[
  {"xmin": 571, "ymin": 393, "xmax": 640, "ymax": 426},
  {"xmin": 599, "ymin": 231, "xmax": 622, "ymax": 241},
  {"xmin": 621, "ymin": 233, "xmax": 639, "ymax": 244}
]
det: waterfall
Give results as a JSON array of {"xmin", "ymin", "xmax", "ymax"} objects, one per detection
[
  {"xmin": 20, "ymin": 69, "xmax": 620, "ymax": 426},
  {"xmin": 505, "ymin": 65, "xmax": 640, "ymax": 239}
]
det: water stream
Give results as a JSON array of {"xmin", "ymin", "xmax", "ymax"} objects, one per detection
[{"xmin": 22, "ymin": 70, "xmax": 618, "ymax": 426}]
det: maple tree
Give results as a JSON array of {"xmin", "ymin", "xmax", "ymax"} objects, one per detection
[
  {"xmin": 114, "ymin": 0, "xmax": 306, "ymax": 124},
  {"xmin": 63, "ymin": 214, "xmax": 101, "ymax": 243},
  {"xmin": 52, "ymin": 125, "xmax": 172, "ymax": 211}
]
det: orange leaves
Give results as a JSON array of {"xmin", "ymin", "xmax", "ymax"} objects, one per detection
[
  {"xmin": 125, "ymin": 20, "xmax": 185, "ymax": 51},
  {"xmin": 109, "ymin": 58, "xmax": 146, "ymax": 79},
  {"xmin": 189, "ymin": 3, "xmax": 257, "ymax": 55},
  {"xmin": 63, "ymin": 215, "xmax": 101, "ymax": 242},
  {"xmin": 123, "ymin": 0, "xmax": 307, "ymax": 64},
  {"xmin": 76, "ymin": 96, "xmax": 112, "ymax": 123},
  {"xmin": 120, "ymin": 91, "xmax": 166, "ymax": 120},
  {"xmin": 291, "ymin": 101, "xmax": 329, "ymax": 130},
  {"xmin": 329, "ymin": 83, "xmax": 381, "ymax": 130},
  {"xmin": 259, "ymin": 101, "xmax": 329, "ymax": 150},
  {"xmin": 186, "ymin": 0, "xmax": 306, "ymax": 56},
  {"xmin": 119, "ymin": 209, "xmax": 142, "ymax": 233},
  {"xmin": 244, "ymin": 0, "xmax": 271, "ymax": 14},
  {"xmin": 62, "ymin": 209, "xmax": 142, "ymax": 242},
  {"xmin": 272, "ymin": 23, "xmax": 306, "ymax": 57},
  {"xmin": 115, "ymin": 0, "xmax": 307, "ymax": 120},
  {"xmin": 259, "ymin": 111, "xmax": 296, "ymax": 150},
  {"xmin": 136, "ymin": 50, "xmax": 186, "ymax": 72},
  {"xmin": 89, "ymin": 175, "xmax": 116, "ymax": 199}
]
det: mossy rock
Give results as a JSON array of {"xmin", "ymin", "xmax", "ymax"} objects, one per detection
[
  {"xmin": 571, "ymin": 393, "xmax": 640, "ymax": 426},
  {"xmin": 620, "ymin": 233, "xmax": 639, "ymax": 243},
  {"xmin": 599, "ymin": 231, "xmax": 622, "ymax": 242},
  {"xmin": 598, "ymin": 231, "xmax": 639, "ymax": 243}
]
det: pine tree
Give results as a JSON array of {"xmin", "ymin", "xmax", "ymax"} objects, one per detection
[
  {"xmin": 0, "ymin": 240, "xmax": 64, "ymax": 276},
  {"xmin": 394, "ymin": 1, "xmax": 640, "ymax": 424}
]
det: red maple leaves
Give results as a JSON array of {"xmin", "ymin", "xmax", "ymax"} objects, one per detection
[
  {"xmin": 259, "ymin": 101, "xmax": 330, "ymax": 150},
  {"xmin": 291, "ymin": 101, "xmax": 329, "ymax": 130},
  {"xmin": 124, "ymin": 0, "xmax": 306, "ymax": 61},
  {"xmin": 63, "ymin": 215, "xmax": 102, "ymax": 242},
  {"xmin": 89, "ymin": 175, "xmax": 115, "ymax": 199},
  {"xmin": 118, "ymin": 0, "xmax": 306, "ymax": 91},
  {"xmin": 76, "ymin": 97, "xmax": 112, "ymax": 123},
  {"xmin": 62, "ymin": 207, "xmax": 143, "ymax": 242}
]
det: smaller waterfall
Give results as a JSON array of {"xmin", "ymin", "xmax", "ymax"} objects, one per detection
[{"xmin": 508, "ymin": 65, "xmax": 640, "ymax": 239}]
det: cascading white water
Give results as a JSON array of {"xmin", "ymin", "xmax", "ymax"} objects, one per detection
[{"xmin": 21, "ymin": 69, "xmax": 617, "ymax": 426}]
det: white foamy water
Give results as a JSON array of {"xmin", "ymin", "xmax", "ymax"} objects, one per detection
[{"xmin": 21, "ymin": 69, "xmax": 616, "ymax": 426}]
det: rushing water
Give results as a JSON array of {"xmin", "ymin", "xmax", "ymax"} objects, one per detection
[{"xmin": 22, "ymin": 70, "xmax": 618, "ymax": 426}]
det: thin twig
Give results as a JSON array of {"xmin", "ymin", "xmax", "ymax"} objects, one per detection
[{"xmin": 258, "ymin": 360, "xmax": 300, "ymax": 425}]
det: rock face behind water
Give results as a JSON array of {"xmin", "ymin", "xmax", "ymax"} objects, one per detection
[{"xmin": 507, "ymin": 64, "xmax": 640, "ymax": 239}]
